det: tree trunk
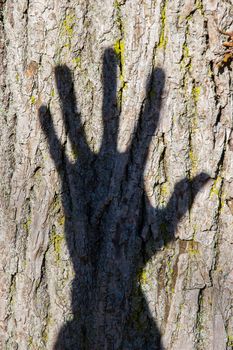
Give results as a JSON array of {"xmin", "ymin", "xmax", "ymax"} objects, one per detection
[{"xmin": 1, "ymin": 0, "xmax": 233, "ymax": 349}]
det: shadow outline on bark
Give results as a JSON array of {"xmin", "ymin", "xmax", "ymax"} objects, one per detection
[{"xmin": 39, "ymin": 48, "xmax": 209, "ymax": 349}]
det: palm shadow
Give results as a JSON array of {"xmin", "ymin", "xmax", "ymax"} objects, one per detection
[{"xmin": 39, "ymin": 48, "xmax": 209, "ymax": 349}]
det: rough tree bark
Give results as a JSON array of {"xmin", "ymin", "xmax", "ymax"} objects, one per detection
[{"xmin": 0, "ymin": 0, "xmax": 232, "ymax": 349}]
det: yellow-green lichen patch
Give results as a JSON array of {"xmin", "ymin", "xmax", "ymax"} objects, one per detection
[
  {"xmin": 113, "ymin": 0, "xmax": 124, "ymax": 69},
  {"xmin": 50, "ymin": 227, "xmax": 64, "ymax": 263},
  {"xmin": 113, "ymin": 0, "xmax": 120, "ymax": 10},
  {"xmin": 58, "ymin": 215, "xmax": 65, "ymax": 226},
  {"xmin": 41, "ymin": 314, "xmax": 54, "ymax": 345},
  {"xmin": 183, "ymin": 44, "xmax": 189, "ymax": 58},
  {"xmin": 23, "ymin": 217, "xmax": 32, "ymax": 234},
  {"xmin": 167, "ymin": 258, "xmax": 174, "ymax": 275},
  {"xmin": 58, "ymin": 11, "xmax": 77, "ymax": 56},
  {"xmin": 159, "ymin": 182, "xmax": 170, "ymax": 206},
  {"xmin": 180, "ymin": 42, "xmax": 192, "ymax": 71},
  {"xmin": 207, "ymin": 65, "xmax": 214, "ymax": 78},
  {"xmin": 113, "ymin": 0, "xmax": 127, "ymax": 109},
  {"xmin": 192, "ymin": 85, "xmax": 201, "ymax": 104},
  {"xmin": 164, "ymin": 250, "xmax": 178, "ymax": 297},
  {"xmin": 161, "ymin": 182, "xmax": 169, "ymax": 196},
  {"xmin": 50, "ymin": 88, "xmax": 55, "ymax": 97},
  {"xmin": 192, "ymin": 224, "xmax": 198, "ymax": 237},
  {"xmin": 195, "ymin": 0, "xmax": 204, "ymax": 13},
  {"xmin": 137, "ymin": 262, "xmax": 155, "ymax": 289},
  {"xmin": 227, "ymin": 335, "xmax": 233, "ymax": 347},
  {"xmin": 209, "ymin": 176, "xmax": 222, "ymax": 199},
  {"xmin": 114, "ymin": 39, "xmax": 125, "ymax": 68},
  {"xmin": 114, "ymin": 0, "xmax": 124, "ymax": 30},
  {"xmin": 15, "ymin": 72, "xmax": 20, "ymax": 82},
  {"xmin": 188, "ymin": 248, "xmax": 199, "ymax": 256},
  {"xmin": 114, "ymin": 38, "xmax": 127, "ymax": 108},
  {"xmin": 138, "ymin": 269, "xmax": 148, "ymax": 286},
  {"xmin": 72, "ymin": 56, "xmax": 81, "ymax": 68},
  {"xmin": 188, "ymin": 240, "xmax": 199, "ymax": 256},
  {"xmin": 158, "ymin": 0, "xmax": 168, "ymax": 49},
  {"xmin": 68, "ymin": 146, "xmax": 78, "ymax": 162},
  {"xmin": 28, "ymin": 336, "xmax": 34, "ymax": 347},
  {"xmin": 30, "ymin": 96, "xmax": 36, "ymax": 105},
  {"xmin": 189, "ymin": 149, "xmax": 198, "ymax": 177},
  {"xmin": 61, "ymin": 13, "xmax": 76, "ymax": 38},
  {"xmin": 42, "ymin": 328, "xmax": 48, "ymax": 343}
]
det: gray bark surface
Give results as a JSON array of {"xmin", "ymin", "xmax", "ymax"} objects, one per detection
[{"xmin": 0, "ymin": 1, "xmax": 232, "ymax": 349}]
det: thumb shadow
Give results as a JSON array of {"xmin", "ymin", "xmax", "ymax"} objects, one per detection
[{"xmin": 123, "ymin": 173, "xmax": 209, "ymax": 349}]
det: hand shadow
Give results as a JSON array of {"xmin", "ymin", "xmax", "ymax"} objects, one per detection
[{"xmin": 39, "ymin": 48, "xmax": 209, "ymax": 349}]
